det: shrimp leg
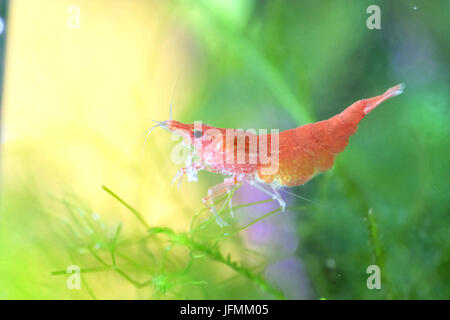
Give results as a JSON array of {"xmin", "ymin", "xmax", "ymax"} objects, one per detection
[
  {"xmin": 250, "ymin": 181, "xmax": 286, "ymax": 211},
  {"xmin": 172, "ymin": 163, "xmax": 204, "ymax": 188},
  {"xmin": 202, "ymin": 177, "xmax": 241, "ymax": 227}
]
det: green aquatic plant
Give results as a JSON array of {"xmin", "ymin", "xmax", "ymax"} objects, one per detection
[{"xmin": 50, "ymin": 185, "xmax": 314, "ymax": 299}]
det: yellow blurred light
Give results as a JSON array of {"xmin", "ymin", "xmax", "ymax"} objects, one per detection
[{"xmin": 1, "ymin": 0, "xmax": 202, "ymax": 298}]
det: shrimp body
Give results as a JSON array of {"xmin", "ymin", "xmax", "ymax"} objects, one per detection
[{"xmin": 155, "ymin": 84, "xmax": 404, "ymax": 224}]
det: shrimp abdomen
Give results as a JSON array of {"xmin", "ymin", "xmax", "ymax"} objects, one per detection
[{"xmin": 257, "ymin": 84, "xmax": 404, "ymax": 187}]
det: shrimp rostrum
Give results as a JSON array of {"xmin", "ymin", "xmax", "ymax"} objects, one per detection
[{"xmin": 149, "ymin": 84, "xmax": 404, "ymax": 226}]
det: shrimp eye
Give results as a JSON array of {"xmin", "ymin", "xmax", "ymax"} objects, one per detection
[{"xmin": 193, "ymin": 130, "xmax": 202, "ymax": 138}]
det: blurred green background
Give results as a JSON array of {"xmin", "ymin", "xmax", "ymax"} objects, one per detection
[{"xmin": 0, "ymin": 0, "xmax": 449, "ymax": 299}]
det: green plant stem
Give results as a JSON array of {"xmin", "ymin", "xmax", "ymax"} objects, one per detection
[
  {"xmin": 103, "ymin": 185, "xmax": 286, "ymax": 299},
  {"xmin": 102, "ymin": 185, "xmax": 150, "ymax": 229}
]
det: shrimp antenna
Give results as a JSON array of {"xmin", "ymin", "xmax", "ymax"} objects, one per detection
[
  {"xmin": 169, "ymin": 67, "xmax": 183, "ymax": 121},
  {"xmin": 140, "ymin": 122, "xmax": 166, "ymax": 160},
  {"xmin": 279, "ymin": 188, "xmax": 326, "ymax": 207},
  {"xmin": 169, "ymin": 90, "xmax": 174, "ymax": 121}
]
